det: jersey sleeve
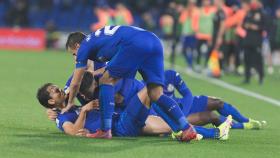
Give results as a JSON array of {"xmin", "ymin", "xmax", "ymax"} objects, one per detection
[
  {"xmin": 76, "ymin": 37, "xmax": 94, "ymax": 69},
  {"xmin": 56, "ymin": 114, "xmax": 70, "ymax": 132},
  {"xmin": 174, "ymin": 72, "xmax": 193, "ymax": 114},
  {"xmin": 56, "ymin": 112, "xmax": 78, "ymax": 132},
  {"xmin": 64, "ymin": 75, "xmax": 73, "ymax": 92}
]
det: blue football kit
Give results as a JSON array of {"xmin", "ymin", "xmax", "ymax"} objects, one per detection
[{"xmin": 74, "ymin": 25, "xmax": 190, "ymax": 132}]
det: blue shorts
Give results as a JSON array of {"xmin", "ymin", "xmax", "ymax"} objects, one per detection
[
  {"xmin": 188, "ymin": 95, "xmax": 208, "ymax": 115},
  {"xmin": 107, "ymin": 31, "xmax": 164, "ymax": 86},
  {"xmin": 113, "ymin": 94, "xmax": 150, "ymax": 137},
  {"xmin": 183, "ymin": 35, "xmax": 197, "ymax": 49}
]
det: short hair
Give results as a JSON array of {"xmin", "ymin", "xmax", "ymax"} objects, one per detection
[
  {"xmin": 36, "ymin": 83, "xmax": 53, "ymax": 108},
  {"xmin": 80, "ymin": 71, "xmax": 99, "ymax": 100},
  {"xmin": 65, "ymin": 32, "xmax": 86, "ymax": 49},
  {"xmin": 79, "ymin": 71, "xmax": 94, "ymax": 95}
]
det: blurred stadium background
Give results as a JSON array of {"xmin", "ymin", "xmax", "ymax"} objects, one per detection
[{"xmin": 0, "ymin": 0, "xmax": 280, "ymax": 158}]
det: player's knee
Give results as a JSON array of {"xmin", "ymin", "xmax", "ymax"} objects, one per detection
[
  {"xmin": 208, "ymin": 97, "xmax": 224, "ymax": 109},
  {"xmin": 137, "ymin": 87, "xmax": 151, "ymax": 108},
  {"xmin": 147, "ymin": 84, "xmax": 163, "ymax": 101}
]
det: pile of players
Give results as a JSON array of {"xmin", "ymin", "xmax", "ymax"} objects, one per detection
[{"xmin": 36, "ymin": 25, "xmax": 265, "ymax": 142}]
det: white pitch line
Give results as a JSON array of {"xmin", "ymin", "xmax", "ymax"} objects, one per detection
[{"xmin": 165, "ymin": 62, "xmax": 280, "ymax": 108}]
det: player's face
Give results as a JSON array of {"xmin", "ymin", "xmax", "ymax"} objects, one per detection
[
  {"xmin": 68, "ymin": 44, "xmax": 80, "ymax": 61},
  {"xmin": 47, "ymin": 85, "xmax": 66, "ymax": 108}
]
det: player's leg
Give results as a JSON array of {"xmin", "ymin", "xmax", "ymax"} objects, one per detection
[
  {"xmin": 113, "ymin": 88, "xmax": 150, "ymax": 137},
  {"xmin": 187, "ymin": 111, "xmax": 221, "ymax": 127},
  {"xmin": 206, "ymin": 96, "xmax": 250, "ymax": 123},
  {"xmin": 95, "ymin": 44, "xmax": 143, "ymax": 135},
  {"xmin": 138, "ymin": 32, "xmax": 197, "ymax": 141},
  {"xmin": 144, "ymin": 113, "xmax": 232, "ymax": 140}
]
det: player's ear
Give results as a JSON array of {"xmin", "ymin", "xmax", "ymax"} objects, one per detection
[
  {"xmin": 74, "ymin": 43, "xmax": 80, "ymax": 50},
  {"xmin": 48, "ymin": 99, "xmax": 55, "ymax": 106}
]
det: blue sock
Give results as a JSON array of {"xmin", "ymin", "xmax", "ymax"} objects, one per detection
[
  {"xmin": 156, "ymin": 95, "xmax": 190, "ymax": 131},
  {"xmin": 231, "ymin": 122, "xmax": 244, "ymax": 129},
  {"xmin": 152, "ymin": 103, "xmax": 180, "ymax": 132},
  {"xmin": 194, "ymin": 126, "xmax": 219, "ymax": 139},
  {"xmin": 99, "ymin": 84, "xmax": 115, "ymax": 131},
  {"xmin": 218, "ymin": 103, "xmax": 249, "ymax": 123}
]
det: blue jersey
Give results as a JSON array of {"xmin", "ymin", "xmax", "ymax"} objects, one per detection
[
  {"xmin": 56, "ymin": 106, "xmax": 102, "ymax": 133},
  {"xmin": 163, "ymin": 70, "xmax": 193, "ymax": 115},
  {"xmin": 56, "ymin": 78, "xmax": 147, "ymax": 136},
  {"xmin": 76, "ymin": 26, "xmax": 146, "ymax": 68},
  {"xmin": 76, "ymin": 25, "xmax": 164, "ymax": 85}
]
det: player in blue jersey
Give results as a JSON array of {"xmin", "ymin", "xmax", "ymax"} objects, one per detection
[
  {"xmin": 64, "ymin": 25, "xmax": 197, "ymax": 141},
  {"xmin": 154, "ymin": 69, "xmax": 266, "ymax": 130},
  {"xmin": 36, "ymin": 72, "xmax": 232, "ymax": 140}
]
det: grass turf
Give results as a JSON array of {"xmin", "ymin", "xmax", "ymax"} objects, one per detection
[{"xmin": 0, "ymin": 50, "xmax": 280, "ymax": 158}]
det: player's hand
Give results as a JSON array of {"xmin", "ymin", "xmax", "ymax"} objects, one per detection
[
  {"xmin": 81, "ymin": 100, "xmax": 99, "ymax": 112},
  {"xmin": 46, "ymin": 108, "xmax": 58, "ymax": 121},
  {"xmin": 61, "ymin": 103, "xmax": 73, "ymax": 114},
  {"xmin": 76, "ymin": 128, "xmax": 90, "ymax": 137}
]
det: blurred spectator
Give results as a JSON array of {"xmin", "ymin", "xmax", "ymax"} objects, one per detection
[
  {"xmin": 178, "ymin": 0, "xmax": 199, "ymax": 70},
  {"xmin": 91, "ymin": 6, "xmax": 115, "ymax": 31},
  {"xmin": 242, "ymin": 0, "xmax": 266, "ymax": 84},
  {"xmin": 195, "ymin": 0, "xmax": 216, "ymax": 69},
  {"xmin": 140, "ymin": 12, "xmax": 156, "ymax": 32},
  {"xmin": 46, "ymin": 20, "xmax": 60, "ymax": 49},
  {"xmin": 204, "ymin": 0, "xmax": 228, "ymax": 70},
  {"xmin": 160, "ymin": 2, "xmax": 182, "ymax": 68},
  {"xmin": 270, "ymin": 8, "xmax": 280, "ymax": 54},
  {"xmin": 5, "ymin": 0, "xmax": 29, "ymax": 27},
  {"xmin": 114, "ymin": 3, "xmax": 134, "ymax": 25}
]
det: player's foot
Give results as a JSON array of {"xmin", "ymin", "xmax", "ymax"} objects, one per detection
[
  {"xmin": 260, "ymin": 120, "xmax": 267, "ymax": 129},
  {"xmin": 86, "ymin": 129, "xmax": 112, "ymax": 139},
  {"xmin": 171, "ymin": 126, "xmax": 198, "ymax": 142},
  {"xmin": 218, "ymin": 115, "xmax": 232, "ymax": 140},
  {"xmin": 243, "ymin": 119, "xmax": 262, "ymax": 130}
]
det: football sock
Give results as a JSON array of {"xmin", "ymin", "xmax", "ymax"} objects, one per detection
[
  {"xmin": 152, "ymin": 103, "xmax": 180, "ymax": 132},
  {"xmin": 218, "ymin": 103, "xmax": 249, "ymax": 123},
  {"xmin": 194, "ymin": 126, "xmax": 219, "ymax": 139},
  {"xmin": 99, "ymin": 84, "xmax": 115, "ymax": 131},
  {"xmin": 156, "ymin": 95, "xmax": 190, "ymax": 131}
]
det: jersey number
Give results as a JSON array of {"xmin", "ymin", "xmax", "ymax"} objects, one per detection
[{"xmin": 95, "ymin": 26, "xmax": 120, "ymax": 37}]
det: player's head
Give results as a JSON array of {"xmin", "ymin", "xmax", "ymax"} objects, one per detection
[
  {"xmin": 36, "ymin": 83, "xmax": 67, "ymax": 109},
  {"xmin": 79, "ymin": 71, "xmax": 99, "ymax": 101},
  {"xmin": 65, "ymin": 32, "xmax": 86, "ymax": 57}
]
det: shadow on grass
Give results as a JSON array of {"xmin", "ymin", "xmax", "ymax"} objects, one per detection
[{"xmin": 7, "ymin": 131, "xmax": 177, "ymax": 154}]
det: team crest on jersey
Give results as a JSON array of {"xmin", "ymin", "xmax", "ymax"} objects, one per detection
[{"xmin": 167, "ymin": 84, "xmax": 175, "ymax": 92}]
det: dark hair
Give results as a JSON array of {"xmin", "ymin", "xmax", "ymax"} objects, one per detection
[
  {"xmin": 79, "ymin": 71, "xmax": 94, "ymax": 95},
  {"xmin": 36, "ymin": 83, "xmax": 53, "ymax": 108},
  {"xmin": 65, "ymin": 32, "xmax": 86, "ymax": 49}
]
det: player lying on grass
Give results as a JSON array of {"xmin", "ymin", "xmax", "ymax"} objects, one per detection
[
  {"xmin": 64, "ymin": 25, "xmax": 197, "ymax": 140},
  {"xmin": 156, "ymin": 69, "xmax": 266, "ymax": 130},
  {"xmin": 36, "ymin": 73, "xmax": 232, "ymax": 140}
]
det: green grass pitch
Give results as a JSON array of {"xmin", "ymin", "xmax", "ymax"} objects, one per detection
[{"xmin": 0, "ymin": 50, "xmax": 280, "ymax": 158}]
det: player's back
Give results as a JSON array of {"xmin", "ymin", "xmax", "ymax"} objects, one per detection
[{"xmin": 85, "ymin": 25, "xmax": 146, "ymax": 62}]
